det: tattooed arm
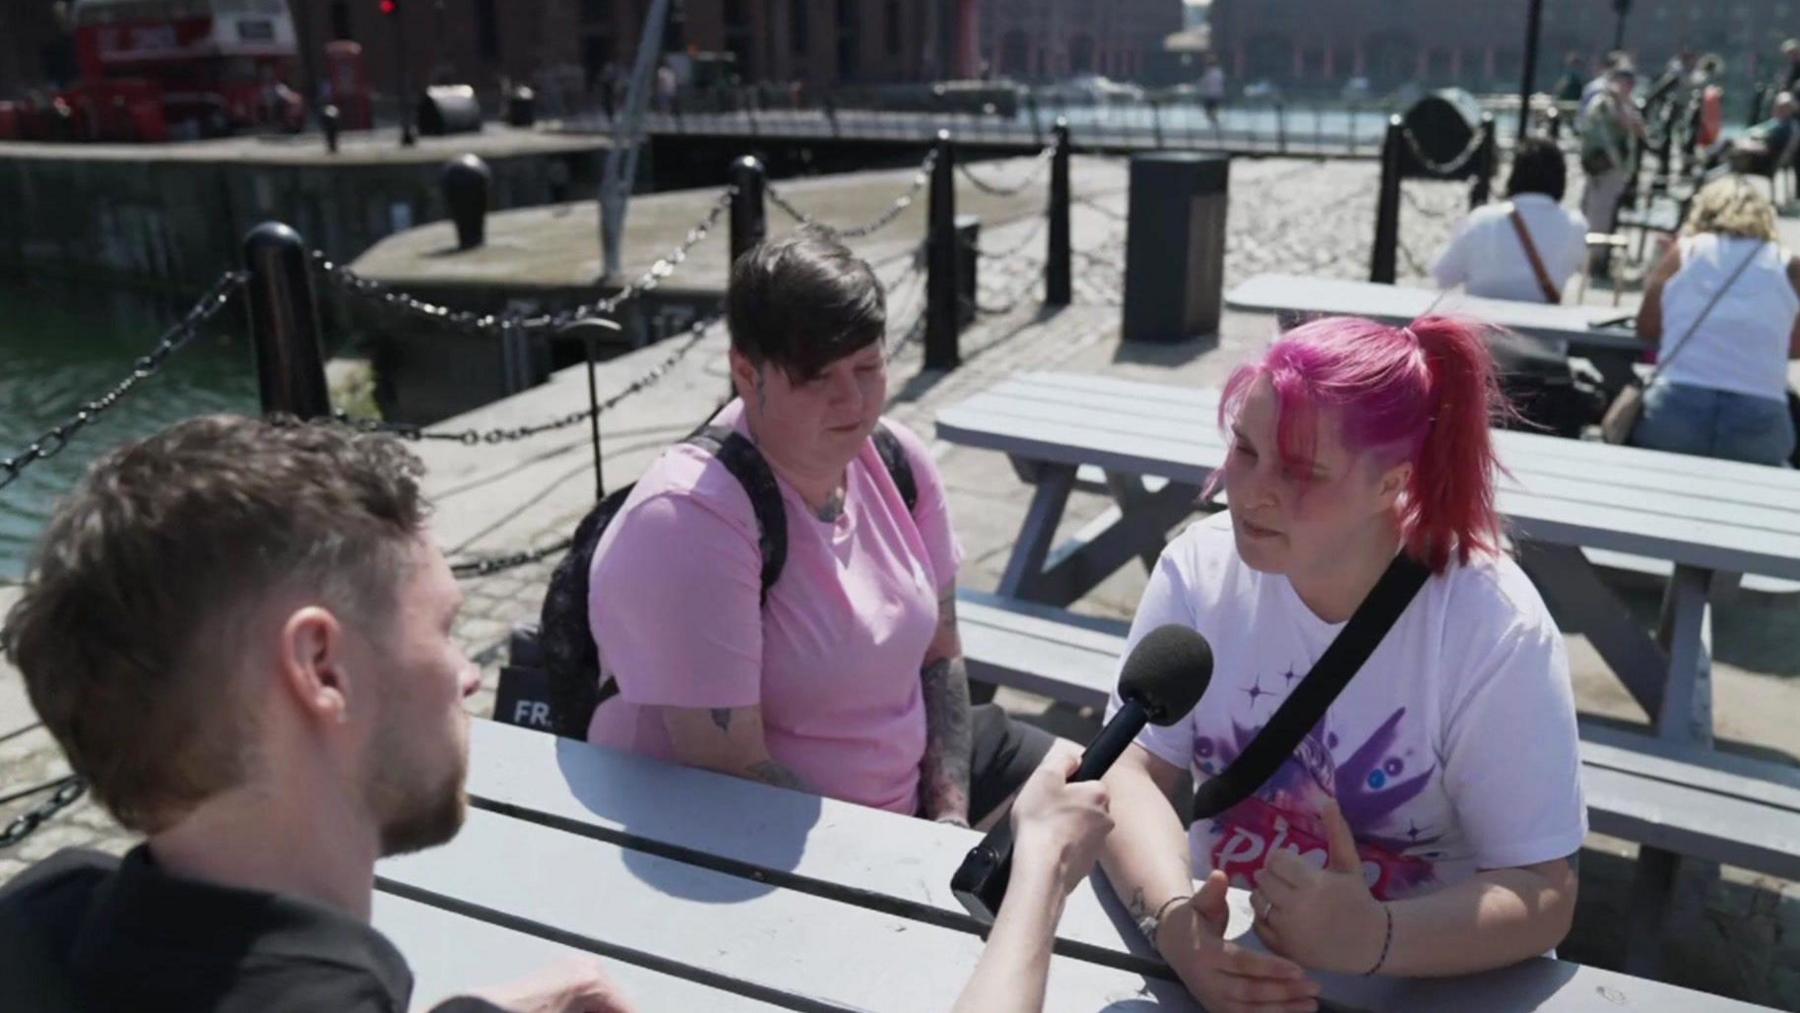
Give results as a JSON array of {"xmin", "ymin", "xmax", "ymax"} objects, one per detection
[
  {"xmin": 659, "ymin": 705, "xmax": 813, "ymax": 793},
  {"xmin": 918, "ymin": 585, "xmax": 974, "ymax": 825}
]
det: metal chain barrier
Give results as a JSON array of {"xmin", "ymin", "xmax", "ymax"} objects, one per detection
[
  {"xmin": 450, "ymin": 536, "xmax": 575, "ymax": 579},
  {"xmin": 0, "ymin": 774, "xmax": 86, "ymax": 850},
  {"xmin": 1400, "ymin": 187, "xmax": 1458, "ymax": 221},
  {"xmin": 971, "ymin": 214, "xmax": 1049, "ymax": 261},
  {"xmin": 977, "ymin": 269, "xmax": 1044, "ymax": 317},
  {"xmin": 1071, "ymin": 194, "xmax": 1128, "ymax": 223},
  {"xmin": 955, "ymin": 145, "xmax": 1055, "ymax": 197},
  {"xmin": 1398, "ymin": 124, "xmax": 1487, "ymax": 178},
  {"xmin": 315, "ymin": 188, "xmax": 734, "ymax": 335},
  {"xmin": 0, "ymin": 270, "xmax": 246, "ymax": 494},
  {"xmin": 765, "ymin": 149, "xmax": 937, "ymax": 240},
  {"xmin": 355, "ymin": 314, "xmax": 723, "ymax": 446}
]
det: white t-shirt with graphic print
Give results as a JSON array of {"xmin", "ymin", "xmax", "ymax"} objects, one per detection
[{"xmin": 1109, "ymin": 513, "xmax": 1587, "ymax": 902}]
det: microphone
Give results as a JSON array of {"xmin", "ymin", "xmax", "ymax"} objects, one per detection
[{"xmin": 950, "ymin": 624, "xmax": 1214, "ymax": 923}]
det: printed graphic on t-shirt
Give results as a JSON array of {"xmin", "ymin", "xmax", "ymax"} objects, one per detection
[{"xmin": 1194, "ymin": 678, "xmax": 1443, "ymax": 901}]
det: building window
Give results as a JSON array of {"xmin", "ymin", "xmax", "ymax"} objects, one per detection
[
  {"xmin": 330, "ymin": 0, "xmax": 351, "ymax": 40},
  {"xmin": 791, "ymin": 0, "xmax": 809, "ymax": 55},
  {"xmin": 884, "ymin": 0, "xmax": 900, "ymax": 57}
]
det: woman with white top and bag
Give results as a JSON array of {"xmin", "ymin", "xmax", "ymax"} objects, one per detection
[
  {"xmin": 1630, "ymin": 175, "xmax": 1800, "ymax": 466},
  {"xmin": 1096, "ymin": 316, "xmax": 1586, "ymax": 1012},
  {"xmin": 1432, "ymin": 138, "xmax": 1589, "ymax": 304}
]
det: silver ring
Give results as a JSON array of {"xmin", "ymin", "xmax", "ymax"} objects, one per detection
[{"xmin": 1255, "ymin": 894, "xmax": 1273, "ymax": 919}]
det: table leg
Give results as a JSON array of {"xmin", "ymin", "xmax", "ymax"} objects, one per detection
[
  {"xmin": 996, "ymin": 463, "xmax": 1077, "ymax": 601},
  {"xmin": 1026, "ymin": 480, "xmax": 1203, "ymax": 608},
  {"xmin": 1104, "ymin": 470, "xmax": 1178, "ymax": 574},
  {"xmin": 1653, "ymin": 563, "xmax": 1715, "ymax": 747},
  {"xmin": 1513, "ymin": 541, "xmax": 1666, "ymax": 720}
]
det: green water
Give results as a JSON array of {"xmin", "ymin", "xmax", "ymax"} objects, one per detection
[{"xmin": 0, "ymin": 276, "xmax": 261, "ymax": 582}]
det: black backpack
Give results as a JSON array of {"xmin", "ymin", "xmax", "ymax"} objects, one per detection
[{"xmin": 537, "ymin": 421, "xmax": 919, "ymax": 739}]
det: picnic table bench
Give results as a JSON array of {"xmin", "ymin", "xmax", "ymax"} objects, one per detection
[
  {"xmin": 1223, "ymin": 273, "xmax": 1644, "ymax": 390},
  {"xmin": 373, "ymin": 719, "xmax": 1773, "ymax": 1011},
  {"xmin": 934, "ymin": 370, "xmax": 1800, "ymax": 974}
]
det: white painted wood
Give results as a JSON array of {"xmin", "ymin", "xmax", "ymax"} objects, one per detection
[
  {"xmin": 378, "ymin": 806, "xmax": 1191, "ymax": 1012},
  {"xmin": 1224, "ymin": 273, "xmax": 1644, "ymax": 352},
  {"xmin": 373, "ymin": 892, "xmax": 783, "ymax": 1013},
  {"xmin": 936, "ymin": 373, "xmax": 1800, "ymax": 580},
  {"xmin": 446, "ymin": 722, "xmax": 1763, "ymax": 1012}
]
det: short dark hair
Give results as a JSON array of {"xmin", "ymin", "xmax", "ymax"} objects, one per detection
[
  {"xmin": 727, "ymin": 226, "xmax": 886, "ymax": 381},
  {"xmin": 1, "ymin": 415, "xmax": 427, "ymax": 833},
  {"xmin": 1506, "ymin": 138, "xmax": 1567, "ymax": 201}
]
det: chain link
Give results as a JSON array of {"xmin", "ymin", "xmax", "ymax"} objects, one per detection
[
  {"xmin": 955, "ymin": 145, "xmax": 1056, "ymax": 197},
  {"xmin": 0, "ymin": 271, "xmax": 245, "ymax": 494},
  {"xmin": 450, "ymin": 535, "xmax": 576, "ymax": 579},
  {"xmin": 766, "ymin": 150, "xmax": 937, "ymax": 240},
  {"xmin": 1399, "ymin": 186, "xmax": 1457, "ymax": 221},
  {"xmin": 315, "ymin": 189, "xmax": 734, "ymax": 336},
  {"xmin": 970, "ymin": 214, "xmax": 1049, "ymax": 261},
  {"xmin": 1071, "ymin": 194, "xmax": 1128, "ymax": 223},
  {"xmin": 0, "ymin": 775, "xmax": 87, "ymax": 850},
  {"xmin": 361, "ymin": 314, "xmax": 722, "ymax": 446},
  {"xmin": 1398, "ymin": 124, "xmax": 1488, "ymax": 178}
]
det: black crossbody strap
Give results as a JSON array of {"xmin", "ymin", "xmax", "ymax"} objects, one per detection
[{"xmin": 1192, "ymin": 553, "xmax": 1433, "ymax": 821}]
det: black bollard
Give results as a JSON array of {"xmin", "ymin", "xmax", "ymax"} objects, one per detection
[
  {"xmin": 1045, "ymin": 119, "xmax": 1072, "ymax": 307},
  {"xmin": 243, "ymin": 222, "xmax": 330, "ymax": 419},
  {"xmin": 925, "ymin": 130, "xmax": 960, "ymax": 371},
  {"xmin": 955, "ymin": 214, "xmax": 980, "ymax": 329},
  {"xmin": 321, "ymin": 104, "xmax": 341, "ymax": 154},
  {"xmin": 442, "ymin": 153, "xmax": 491, "ymax": 250},
  {"xmin": 728, "ymin": 155, "xmax": 767, "ymax": 265},
  {"xmin": 1469, "ymin": 115, "xmax": 1495, "ymax": 208},
  {"xmin": 1370, "ymin": 117, "xmax": 1402, "ymax": 284}
]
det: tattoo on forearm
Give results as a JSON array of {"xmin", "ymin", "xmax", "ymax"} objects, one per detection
[
  {"xmin": 748, "ymin": 760, "xmax": 810, "ymax": 792},
  {"xmin": 711, "ymin": 708, "xmax": 733, "ymax": 733},
  {"xmin": 919, "ymin": 655, "xmax": 974, "ymax": 818},
  {"xmin": 1128, "ymin": 887, "xmax": 1149, "ymax": 920}
]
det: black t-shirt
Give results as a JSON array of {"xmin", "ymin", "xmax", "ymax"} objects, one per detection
[{"xmin": 0, "ymin": 846, "xmax": 505, "ymax": 1012}]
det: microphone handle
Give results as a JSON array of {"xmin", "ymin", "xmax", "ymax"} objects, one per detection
[
  {"xmin": 951, "ymin": 702, "xmax": 1148, "ymax": 922},
  {"xmin": 1071, "ymin": 700, "xmax": 1147, "ymax": 782}
]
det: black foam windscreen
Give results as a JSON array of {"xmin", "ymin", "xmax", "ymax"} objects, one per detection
[{"xmin": 1118, "ymin": 624, "xmax": 1213, "ymax": 726}]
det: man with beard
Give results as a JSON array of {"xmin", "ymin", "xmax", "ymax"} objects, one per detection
[
  {"xmin": 0, "ymin": 416, "xmax": 631, "ymax": 1012},
  {"xmin": 0, "ymin": 415, "xmax": 1117, "ymax": 1013}
]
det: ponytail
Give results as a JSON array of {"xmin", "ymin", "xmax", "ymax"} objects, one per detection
[{"xmin": 1402, "ymin": 316, "xmax": 1508, "ymax": 572}]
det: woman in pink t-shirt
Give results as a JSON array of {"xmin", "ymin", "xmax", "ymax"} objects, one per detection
[{"xmin": 585, "ymin": 228, "xmax": 1054, "ymax": 828}]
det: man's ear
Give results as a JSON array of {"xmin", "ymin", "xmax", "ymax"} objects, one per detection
[{"xmin": 277, "ymin": 606, "xmax": 354, "ymax": 728}]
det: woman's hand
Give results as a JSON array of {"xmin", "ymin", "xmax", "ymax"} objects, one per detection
[
  {"xmin": 1250, "ymin": 801, "xmax": 1388, "ymax": 975},
  {"xmin": 1160, "ymin": 871, "xmax": 1320, "ymax": 1013}
]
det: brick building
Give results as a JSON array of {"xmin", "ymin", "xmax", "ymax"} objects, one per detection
[
  {"xmin": 1209, "ymin": 0, "xmax": 1800, "ymax": 97},
  {"xmin": 979, "ymin": 0, "xmax": 1184, "ymax": 81}
]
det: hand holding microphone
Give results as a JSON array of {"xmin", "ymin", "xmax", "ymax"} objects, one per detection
[{"xmin": 951, "ymin": 625, "xmax": 1215, "ymax": 922}]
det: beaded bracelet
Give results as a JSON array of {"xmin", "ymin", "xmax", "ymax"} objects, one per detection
[{"xmin": 1364, "ymin": 904, "xmax": 1394, "ymax": 976}]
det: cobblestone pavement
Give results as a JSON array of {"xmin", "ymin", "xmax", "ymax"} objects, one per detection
[{"xmin": 4, "ymin": 156, "xmax": 1797, "ymax": 1008}]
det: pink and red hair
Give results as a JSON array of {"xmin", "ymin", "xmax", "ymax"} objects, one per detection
[{"xmin": 1218, "ymin": 315, "xmax": 1509, "ymax": 573}]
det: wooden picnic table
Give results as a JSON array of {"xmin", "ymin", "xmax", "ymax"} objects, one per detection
[
  {"xmin": 1224, "ymin": 273, "xmax": 1644, "ymax": 389},
  {"xmin": 937, "ymin": 371, "xmax": 1800, "ymax": 973},
  {"xmin": 370, "ymin": 720, "xmax": 1769, "ymax": 1011}
]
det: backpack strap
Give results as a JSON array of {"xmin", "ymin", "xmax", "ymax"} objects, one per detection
[
  {"xmin": 1191, "ymin": 553, "xmax": 1432, "ymax": 821},
  {"xmin": 685, "ymin": 426, "xmax": 788, "ymax": 603},
  {"xmin": 869, "ymin": 421, "xmax": 919, "ymax": 514}
]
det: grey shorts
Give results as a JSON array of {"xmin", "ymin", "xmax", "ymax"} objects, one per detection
[{"xmin": 966, "ymin": 703, "xmax": 1056, "ymax": 825}]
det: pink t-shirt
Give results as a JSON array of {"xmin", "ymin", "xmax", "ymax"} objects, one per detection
[{"xmin": 585, "ymin": 403, "xmax": 962, "ymax": 814}]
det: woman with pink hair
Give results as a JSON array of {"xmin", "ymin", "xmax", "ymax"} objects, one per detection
[{"xmin": 1096, "ymin": 317, "xmax": 1586, "ymax": 1011}]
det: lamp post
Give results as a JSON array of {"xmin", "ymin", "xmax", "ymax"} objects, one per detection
[
  {"xmin": 381, "ymin": 0, "xmax": 416, "ymax": 146},
  {"xmin": 1518, "ymin": 0, "xmax": 1543, "ymax": 142}
]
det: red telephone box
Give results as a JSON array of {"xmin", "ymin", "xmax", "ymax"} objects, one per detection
[{"xmin": 324, "ymin": 40, "xmax": 374, "ymax": 130}]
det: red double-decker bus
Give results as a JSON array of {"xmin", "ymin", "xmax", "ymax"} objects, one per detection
[{"xmin": 64, "ymin": 0, "xmax": 304, "ymax": 138}]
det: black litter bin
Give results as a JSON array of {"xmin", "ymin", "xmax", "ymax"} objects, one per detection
[
  {"xmin": 1122, "ymin": 153, "xmax": 1230, "ymax": 343},
  {"xmin": 418, "ymin": 85, "xmax": 483, "ymax": 136}
]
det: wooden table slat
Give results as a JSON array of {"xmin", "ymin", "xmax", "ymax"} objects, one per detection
[{"xmin": 373, "ymin": 892, "xmax": 786, "ymax": 1012}]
